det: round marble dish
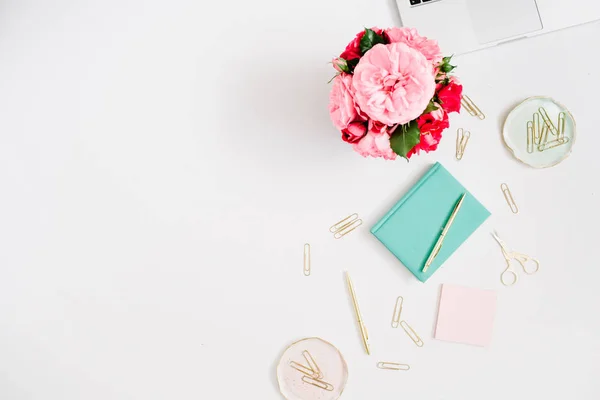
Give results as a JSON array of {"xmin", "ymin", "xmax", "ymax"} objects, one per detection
[
  {"xmin": 502, "ymin": 96, "xmax": 576, "ymax": 168},
  {"xmin": 276, "ymin": 337, "xmax": 348, "ymax": 400}
]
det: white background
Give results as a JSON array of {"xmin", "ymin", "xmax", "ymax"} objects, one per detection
[{"xmin": 0, "ymin": 1, "xmax": 598, "ymax": 399}]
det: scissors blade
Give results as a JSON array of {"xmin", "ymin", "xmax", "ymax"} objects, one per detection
[{"xmin": 491, "ymin": 232, "xmax": 511, "ymax": 259}]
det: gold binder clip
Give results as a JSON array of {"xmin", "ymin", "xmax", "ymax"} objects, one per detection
[
  {"xmin": 400, "ymin": 320, "xmax": 424, "ymax": 347},
  {"xmin": 301, "ymin": 376, "xmax": 334, "ymax": 391},
  {"xmin": 377, "ymin": 362, "xmax": 411, "ymax": 371},
  {"xmin": 500, "ymin": 183, "xmax": 518, "ymax": 214},
  {"xmin": 539, "ymin": 107, "xmax": 558, "ymax": 136},
  {"xmin": 526, "ymin": 121, "xmax": 534, "ymax": 154},
  {"xmin": 461, "ymin": 95, "xmax": 485, "ymax": 120},
  {"xmin": 455, "ymin": 128, "xmax": 470, "ymax": 160},
  {"xmin": 303, "ymin": 244, "xmax": 311, "ymax": 276},
  {"xmin": 330, "ymin": 213, "xmax": 363, "ymax": 239},
  {"xmin": 302, "ymin": 350, "xmax": 323, "ymax": 379},
  {"xmin": 391, "ymin": 296, "xmax": 403, "ymax": 328},
  {"xmin": 532, "ymin": 112, "xmax": 541, "ymax": 144},
  {"xmin": 289, "ymin": 361, "xmax": 319, "ymax": 378}
]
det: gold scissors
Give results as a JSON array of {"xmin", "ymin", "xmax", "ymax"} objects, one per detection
[{"xmin": 492, "ymin": 233, "xmax": 540, "ymax": 286}]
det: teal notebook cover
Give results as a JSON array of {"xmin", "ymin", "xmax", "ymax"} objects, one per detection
[{"xmin": 371, "ymin": 162, "xmax": 490, "ymax": 282}]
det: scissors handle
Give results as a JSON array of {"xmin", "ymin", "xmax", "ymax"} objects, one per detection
[
  {"xmin": 512, "ymin": 253, "xmax": 540, "ymax": 275},
  {"xmin": 500, "ymin": 264, "xmax": 518, "ymax": 286}
]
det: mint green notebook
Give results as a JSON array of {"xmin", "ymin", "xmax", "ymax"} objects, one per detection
[{"xmin": 371, "ymin": 163, "xmax": 490, "ymax": 282}]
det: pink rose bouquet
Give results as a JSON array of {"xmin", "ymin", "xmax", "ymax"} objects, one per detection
[{"xmin": 328, "ymin": 27, "xmax": 463, "ymax": 160}]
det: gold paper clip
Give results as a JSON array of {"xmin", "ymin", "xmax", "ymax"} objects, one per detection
[
  {"xmin": 330, "ymin": 213, "xmax": 363, "ymax": 239},
  {"xmin": 400, "ymin": 320, "xmax": 424, "ymax": 347},
  {"xmin": 557, "ymin": 112, "xmax": 566, "ymax": 140},
  {"xmin": 500, "ymin": 183, "xmax": 518, "ymax": 214},
  {"xmin": 539, "ymin": 107, "xmax": 558, "ymax": 136},
  {"xmin": 377, "ymin": 362, "xmax": 411, "ymax": 371},
  {"xmin": 302, "ymin": 350, "xmax": 322, "ymax": 379},
  {"xmin": 532, "ymin": 112, "xmax": 541, "ymax": 144},
  {"xmin": 461, "ymin": 95, "xmax": 485, "ymax": 120},
  {"xmin": 289, "ymin": 361, "xmax": 319, "ymax": 378},
  {"xmin": 538, "ymin": 122, "xmax": 549, "ymax": 149},
  {"xmin": 301, "ymin": 376, "xmax": 334, "ymax": 391},
  {"xmin": 538, "ymin": 137, "xmax": 570, "ymax": 151},
  {"xmin": 391, "ymin": 296, "xmax": 403, "ymax": 328},
  {"xmin": 526, "ymin": 121, "xmax": 534, "ymax": 154},
  {"xmin": 303, "ymin": 244, "xmax": 310, "ymax": 276},
  {"xmin": 455, "ymin": 128, "xmax": 470, "ymax": 160}
]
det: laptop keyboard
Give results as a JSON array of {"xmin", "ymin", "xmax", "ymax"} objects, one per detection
[{"xmin": 410, "ymin": 0, "xmax": 434, "ymax": 5}]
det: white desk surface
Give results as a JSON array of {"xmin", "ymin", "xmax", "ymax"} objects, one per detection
[{"xmin": 0, "ymin": 1, "xmax": 599, "ymax": 399}]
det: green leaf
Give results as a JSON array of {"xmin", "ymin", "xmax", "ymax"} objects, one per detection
[
  {"xmin": 441, "ymin": 63, "xmax": 456, "ymax": 73},
  {"xmin": 442, "ymin": 55, "xmax": 453, "ymax": 64},
  {"xmin": 347, "ymin": 58, "xmax": 359, "ymax": 71},
  {"xmin": 390, "ymin": 121, "xmax": 421, "ymax": 159},
  {"xmin": 359, "ymin": 28, "xmax": 385, "ymax": 55},
  {"xmin": 422, "ymin": 101, "xmax": 439, "ymax": 115}
]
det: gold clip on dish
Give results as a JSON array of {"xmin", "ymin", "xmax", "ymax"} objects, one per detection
[
  {"xmin": 500, "ymin": 183, "xmax": 518, "ymax": 214},
  {"xmin": 539, "ymin": 137, "xmax": 570, "ymax": 152},
  {"xmin": 461, "ymin": 95, "xmax": 485, "ymax": 120},
  {"xmin": 303, "ymin": 244, "xmax": 311, "ymax": 276},
  {"xmin": 377, "ymin": 362, "xmax": 410, "ymax": 371},
  {"xmin": 289, "ymin": 361, "xmax": 319, "ymax": 378},
  {"xmin": 330, "ymin": 213, "xmax": 363, "ymax": 239},
  {"xmin": 532, "ymin": 112, "xmax": 541, "ymax": 144},
  {"xmin": 391, "ymin": 296, "xmax": 403, "ymax": 328},
  {"xmin": 302, "ymin": 350, "xmax": 322, "ymax": 380},
  {"xmin": 400, "ymin": 320, "xmax": 424, "ymax": 347},
  {"xmin": 301, "ymin": 376, "xmax": 334, "ymax": 391},
  {"xmin": 539, "ymin": 107, "xmax": 558, "ymax": 136},
  {"xmin": 557, "ymin": 112, "xmax": 566, "ymax": 140},
  {"xmin": 526, "ymin": 121, "xmax": 534, "ymax": 154},
  {"xmin": 455, "ymin": 128, "xmax": 470, "ymax": 160}
]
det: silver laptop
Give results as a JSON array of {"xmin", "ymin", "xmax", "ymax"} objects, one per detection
[{"xmin": 396, "ymin": 0, "xmax": 600, "ymax": 54}]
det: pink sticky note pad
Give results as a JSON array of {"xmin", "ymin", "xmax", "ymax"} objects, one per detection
[{"xmin": 435, "ymin": 284, "xmax": 497, "ymax": 347}]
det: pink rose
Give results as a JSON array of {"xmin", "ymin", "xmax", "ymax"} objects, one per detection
[
  {"xmin": 437, "ymin": 78, "xmax": 463, "ymax": 114},
  {"xmin": 342, "ymin": 121, "xmax": 367, "ymax": 143},
  {"xmin": 352, "ymin": 126, "xmax": 397, "ymax": 160},
  {"xmin": 340, "ymin": 27, "xmax": 384, "ymax": 61},
  {"xmin": 384, "ymin": 27, "xmax": 442, "ymax": 65},
  {"xmin": 328, "ymin": 73, "xmax": 359, "ymax": 130},
  {"xmin": 352, "ymin": 43, "xmax": 436, "ymax": 125}
]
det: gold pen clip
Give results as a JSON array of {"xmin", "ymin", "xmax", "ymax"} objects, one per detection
[
  {"xmin": 377, "ymin": 362, "xmax": 410, "ymax": 371},
  {"xmin": 391, "ymin": 296, "xmax": 403, "ymax": 328}
]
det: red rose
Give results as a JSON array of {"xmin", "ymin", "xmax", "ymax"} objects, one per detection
[
  {"xmin": 407, "ymin": 110, "xmax": 449, "ymax": 159},
  {"xmin": 437, "ymin": 79, "xmax": 463, "ymax": 113},
  {"xmin": 340, "ymin": 27, "xmax": 384, "ymax": 61},
  {"xmin": 417, "ymin": 109, "xmax": 449, "ymax": 137},
  {"xmin": 341, "ymin": 121, "xmax": 368, "ymax": 143}
]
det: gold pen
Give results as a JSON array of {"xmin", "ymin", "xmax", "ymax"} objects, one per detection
[
  {"xmin": 422, "ymin": 193, "xmax": 467, "ymax": 273},
  {"xmin": 345, "ymin": 272, "xmax": 370, "ymax": 355}
]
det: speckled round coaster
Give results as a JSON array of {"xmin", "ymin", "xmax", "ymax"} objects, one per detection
[
  {"xmin": 276, "ymin": 338, "xmax": 348, "ymax": 400},
  {"xmin": 503, "ymin": 96, "xmax": 576, "ymax": 168}
]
